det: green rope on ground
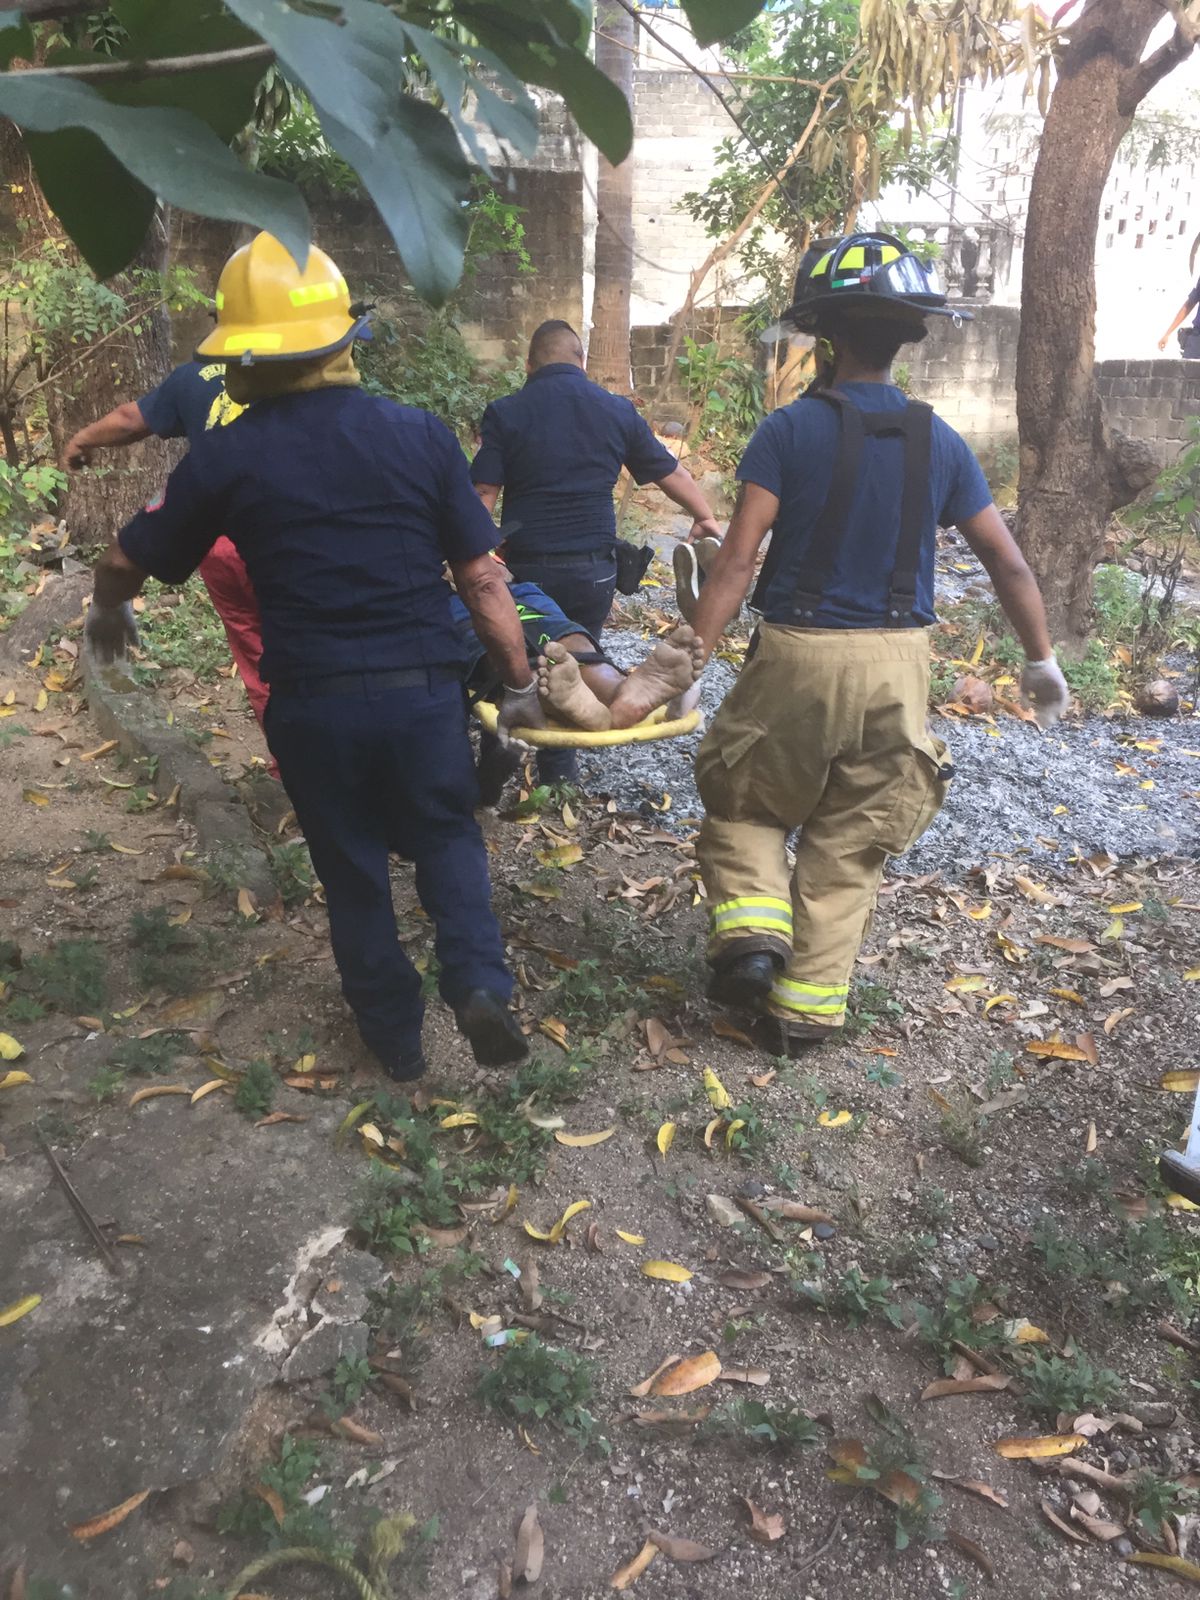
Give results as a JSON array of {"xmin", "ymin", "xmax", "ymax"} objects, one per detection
[{"xmin": 220, "ymin": 1545, "xmax": 386, "ymax": 1600}]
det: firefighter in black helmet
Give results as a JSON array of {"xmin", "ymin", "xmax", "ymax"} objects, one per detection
[{"xmin": 686, "ymin": 232, "xmax": 1069, "ymax": 1053}]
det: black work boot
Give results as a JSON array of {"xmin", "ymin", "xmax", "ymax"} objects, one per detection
[
  {"xmin": 707, "ymin": 950, "xmax": 782, "ymax": 1010},
  {"xmin": 752, "ymin": 1014, "xmax": 837, "ymax": 1058},
  {"xmin": 361, "ymin": 1033, "xmax": 426, "ymax": 1083},
  {"xmin": 476, "ymin": 737, "xmax": 523, "ymax": 808},
  {"xmin": 454, "ymin": 989, "xmax": 529, "ymax": 1066}
]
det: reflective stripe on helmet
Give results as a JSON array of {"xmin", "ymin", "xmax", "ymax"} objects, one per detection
[
  {"xmin": 289, "ymin": 281, "xmax": 341, "ymax": 308},
  {"xmin": 224, "ymin": 331, "xmax": 284, "ymax": 352},
  {"xmin": 214, "ymin": 290, "xmax": 225, "ymax": 310}
]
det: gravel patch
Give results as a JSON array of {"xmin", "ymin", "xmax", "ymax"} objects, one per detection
[{"xmin": 585, "ymin": 611, "xmax": 1200, "ymax": 875}]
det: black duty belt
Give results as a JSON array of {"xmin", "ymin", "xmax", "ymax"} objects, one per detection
[
  {"xmin": 752, "ymin": 388, "xmax": 933, "ymax": 624},
  {"xmin": 506, "ymin": 548, "xmax": 615, "ymax": 566},
  {"xmin": 270, "ymin": 665, "xmax": 462, "ymax": 698}
]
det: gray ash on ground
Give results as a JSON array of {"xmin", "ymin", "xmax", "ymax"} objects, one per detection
[{"xmin": 587, "ymin": 622, "xmax": 1200, "ymax": 873}]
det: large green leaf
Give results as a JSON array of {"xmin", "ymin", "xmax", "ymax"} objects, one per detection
[
  {"xmin": 223, "ymin": 0, "xmax": 390, "ymax": 145},
  {"xmin": 0, "ymin": 77, "xmax": 310, "ymax": 277},
  {"xmin": 24, "ymin": 127, "xmax": 157, "ymax": 280},
  {"xmin": 321, "ymin": 95, "xmax": 471, "ymax": 305},
  {"xmin": 466, "ymin": 6, "xmax": 633, "ymax": 163},
  {"xmin": 679, "ymin": 0, "xmax": 767, "ymax": 48}
]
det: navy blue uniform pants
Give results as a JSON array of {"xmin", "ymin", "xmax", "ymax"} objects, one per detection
[
  {"xmin": 265, "ymin": 675, "xmax": 512, "ymax": 1062},
  {"xmin": 505, "ymin": 550, "xmax": 617, "ymax": 785}
]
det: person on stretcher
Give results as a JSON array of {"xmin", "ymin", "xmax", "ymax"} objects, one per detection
[{"xmin": 449, "ymin": 561, "xmax": 703, "ymax": 734}]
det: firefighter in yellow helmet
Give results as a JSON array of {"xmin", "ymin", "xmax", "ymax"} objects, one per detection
[
  {"xmin": 88, "ymin": 233, "xmax": 540, "ymax": 1080},
  {"xmin": 686, "ymin": 233, "xmax": 1069, "ymax": 1054}
]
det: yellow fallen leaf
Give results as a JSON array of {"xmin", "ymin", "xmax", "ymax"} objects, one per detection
[
  {"xmin": 538, "ymin": 841, "xmax": 583, "ymax": 868},
  {"xmin": 651, "ymin": 1350, "xmax": 722, "ymax": 1396},
  {"xmin": 190, "ymin": 1079, "xmax": 229, "ymax": 1105},
  {"xmin": 1166, "ymin": 1192, "xmax": 1200, "ymax": 1212},
  {"xmin": 0, "ymin": 704, "xmax": 16, "ymax": 717},
  {"xmin": 79, "ymin": 739, "xmax": 119, "ymax": 761},
  {"xmin": 539, "ymin": 1017, "xmax": 569, "ymax": 1049},
  {"xmin": 0, "ymin": 1032, "xmax": 27, "ymax": 1061},
  {"xmin": 615, "ymin": 1230, "xmax": 645, "ymax": 1246},
  {"xmin": 946, "ymin": 974, "xmax": 988, "ymax": 993},
  {"xmin": 983, "ymin": 993, "xmax": 1017, "ymax": 1014},
  {"xmin": 550, "ymin": 1199, "xmax": 591, "ymax": 1241},
  {"xmin": 995, "ymin": 1434, "xmax": 1084, "ymax": 1459},
  {"xmin": 236, "ymin": 887, "xmax": 257, "ymax": 919},
  {"xmin": 523, "ymin": 1222, "xmax": 555, "ymax": 1242},
  {"xmin": 69, "ymin": 1488, "xmax": 152, "ymax": 1541},
  {"xmin": 1101, "ymin": 917, "xmax": 1124, "ymax": 942},
  {"xmin": 22, "ymin": 788, "xmax": 49, "ymax": 806},
  {"xmin": 1185, "ymin": 968, "xmax": 1200, "ymax": 982},
  {"xmin": 611, "ymin": 1539, "xmax": 658, "ymax": 1589},
  {"xmin": 0, "ymin": 1293, "xmax": 41, "ymax": 1327},
  {"xmin": 725, "ymin": 1117, "xmax": 746, "ymax": 1148},
  {"xmin": 1049, "ymin": 988, "xmax": 1084, "ymax": 1005},
  {"xmin": 555, "ymin": 1127, "xmax": 615, "ymax": 1147},
  {"xmin": 0, "ymin": 689, "xmax": 11, "ymax": 704},
  {"xmin": 1053, "ymin": 804, "xmax": 1069, "ymax": 815},
  {"xmin": 440, "ymin": 1112, "xmax": 480, "ymax": 1129},
  {"xmin": 703, "ymin": 1067, "xmax": 731, "ymax": 1110},
  {"xmin": 1025, "ymin": 1040, "xmax": 1089, "ymax": 1062},
  {"xmin": 110, "ymin": 842, "xmax": 144, "ymax": 855},
  {"xmin": 1162, "ymin": 1070, "xmax": 1200, "ymax": 1093},
  {"xmin": 128, "ymin": 1085, "xmax": 191, "ymax": 1107},
  {"xmin": 966, "ymin": 902, "xmax": 992, "ymax": 920},
  {"xmin": 656, "ymin": 1121, "xmax": 675, "ymax": 1157},
  {"xmin": 1014, "ymin": 875, "xmax": 1058, "ymax": 905},
  {"xmin": 0, "ymin": 1069, "xmax": 32, "ymax": 1090},
  {"xmin": 1128, "ymin": 1553, "xmax": 1200, "ymax": 1584},
  {"xmin": 34, "ymin": 688, "xmax": 48, "ymax": 712},
  {"xmin": 335, "ymin": 1099, "xmax": 374, "ymax": 1147},
  {"xmin": 1109, "ymin": 902, "xmax": 1142, "ymax": 915},
  {"xmin": 292, "ymin": 1052, "xmax": 317, "ymax": 1073},
  {"xmin": 167, "ymin": 908, "xmax": 192, "ymax": 927},
  {"xmin": 1007, "ymin": 1319, "xmax": 1051, "ymax": 1344},
  {"xmin": 818, "ymin": 1109, "xmax": 852, "ymax": 1128},
  {"xmin": 703, "ymin": 1116, "xmax": 724, "ymax": 1149},
  {"xmin": 358, "ymin": 1122, "xmax": 385, "ymax": 1149},
  {"xmin": 642, "ymin": 1260, "xmax": 692, "ymax": 1283}
]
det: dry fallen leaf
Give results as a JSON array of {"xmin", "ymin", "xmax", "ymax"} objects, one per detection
[
  {"xmin": 717, "ymin": 1268, "xmax": 772, "ymax": 1291},
  {"xmin": 190, "ymin": 1078, "xmax": 230, "ymax": 1106},
  {"xmin": 254, "ymin": 1484, "xmax": 286, "ymax": 1526},
  {"xmin": 629, "ymin": 1354, "xmax": 685, "ymax": 1399},
  {"xmin": 651, "ymin": 1350, "xmax": 722, "ymax": 1397},
  {"xmin": 0, "ymin": 1033, "xmax": 26, "ymax": 1062},
  {"xmin": 514, "ymin": 1502, "xmax": 544, "ymax": 1584},
  {"xmin": 713, "ymin": 1016, "xmax": 755, "ymax": 1047},
  {"xmin": 1039, "ymin": 1500, "xmax": 1089, "ymax": 1544},
  {"xmin": 255, "ymin": 1111, "xmax": 308, "ymax": 1128},
  {"xmin": 703, "ymin": 1067, "xmax": 731, "ymax": 1110},
  {"xmin": 642, "ymin": 1260, "xmax": 692, "ymax": 1283},
  {"xmin": 932, "ymin": 1473, "xmax": 1009, "ymax": 1510},
  {"xmin": 128, "ymin": 1085, "xmax": 191, "ymax": 1107},
  {"xmin": 1127, "ymin": 1553, "xmax": 1200, "ymax": 1583},
  {"xmin": 817, "ymin": 1109, "xmax": 852, "ymax": 1128},
  {"xmin": 997, "ymin": 1434, "xmax": 1084, "ymax": 1460},
  {"xmin": 0, "ymin": 1070, "xmax": 32, "ymax": 1091},
  {"xmin": 1069, "ymin": 1506, "xmax": 1125, "ymax": 1542},
  {"xmin": 921, "ymin": 1375, "xmax": 1011, "ymax": 1400},
  {"xmin": 738, "ymin": 1495, "xmax": 786, "ymax": 1544},
  {"xmin": 1025, "ymin": 1040, "xmax": 1089, "ymax": 1062},
  {"xmin": 648, "ymin": 1530, "xmax": 720, "ymax": 1562},
  {"xmin": 656, "ymin": 1121, "xmax": 676, "ymax": 1157},
  {"xmin": 539, "ymin": 1017, "xmax": 569, "ymax": 1050},
  {"xmin": 69, "ymin": 1488, "xmax": 152, "ymax": 1541},
  {"xmin": 717, "ymin": 1366, "xmax": 770, "ymax": 1387},
  {"xmin": 1162, "ymin": 1070, "xmax": 1200, "ymax": 1093},
  {"xmin": 0, "ymin": 1293, "xmax": 41, "ymax": 1328},
  {"xmin": 758, "ymin": 1199, "xmax": 833, "ymax": 1223},
  {"xmin": 555, "ymin": 1127, "xmax": 615, "ymax": 1147},
  {"xmin": 610, "ymin": 1539, "xmax": 658, "ymax": 1589}
]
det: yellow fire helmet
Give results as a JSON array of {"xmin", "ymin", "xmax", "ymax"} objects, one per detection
[{"xmin": 196, "ymin": 232, "xmax": 369, "ymax": 365}]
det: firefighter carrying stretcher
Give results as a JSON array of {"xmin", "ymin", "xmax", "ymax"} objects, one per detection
[{"xmin": 684, "ymin": 233, "xmax": 1070, "ymax": 1055}]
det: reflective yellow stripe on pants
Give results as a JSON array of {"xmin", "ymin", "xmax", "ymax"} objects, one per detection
[
  {"xmin": 707, "ymin": 895, "xmax": 792, "ymax": 957},
  {"xmin": 769, "ymin": 975, "xmax": 849, "ymax": 1024}
]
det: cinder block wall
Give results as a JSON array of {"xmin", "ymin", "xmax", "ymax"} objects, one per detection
[
  {"xmin": 901, "ymin": 304, "xmax": 1021, "ymax": 457},
  {"xmin": 1094, "ymin": 360, "xmax": 1200, "ymax": 463}
]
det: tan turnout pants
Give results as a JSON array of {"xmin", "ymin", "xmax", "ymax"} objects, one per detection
[{"xmin": 696, "ymin": 624, "xmax": 951, "ymax": 1031}]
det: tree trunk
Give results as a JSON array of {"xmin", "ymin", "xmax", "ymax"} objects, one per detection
[
  {"xmin": 587, "ymin": 0, "xmax": 635, "ymax": 394},
  {"xmin": 48, "ymin": 205, "xmax": 176, "ymax": 546},
  {"xmin": 1015, "ymin": 0, "xmax": 1193, "ymax": 649}
]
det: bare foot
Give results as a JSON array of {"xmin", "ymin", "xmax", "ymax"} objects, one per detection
[
  {"xmin": 537, "ymin": 642, "xmax": 612, "ymax": 731},
  {"xmin": 609, "ymin": 625, "xmax": 705, "ymax": 728}
]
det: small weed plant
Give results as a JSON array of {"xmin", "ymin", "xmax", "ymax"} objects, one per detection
[
  {"xmin": 1021, "ymin": 1350, "xmax": 1123, "ymax": 1421},
  {"xmin": 477, "ymin": 1336, "xmax": 605, "ymax": 1451}
]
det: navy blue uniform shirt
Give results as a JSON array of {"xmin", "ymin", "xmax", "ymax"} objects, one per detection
[
  {"xmin": 137, "ymin": 360, "xmax": 246, "ymax": 445},
  {"xmin": 739, "ymin": 382, "xmax": 992, "ymax": 629},
  {"xmin": 119, "ymin": 388, "xmax": 497, "ymax": 683},
  {"xmin": 470, "ymin": 363, "xmax": 679, "ymax": 558}
]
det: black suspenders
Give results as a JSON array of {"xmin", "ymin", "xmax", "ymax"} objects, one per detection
[{"xmin": 752, "ymin": 389, "xmax": 934, "ymax": 625}]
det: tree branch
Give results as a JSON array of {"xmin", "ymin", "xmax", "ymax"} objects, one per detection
[
  {"xmin": 8, "ymin": 42, "xmax": 275, "ymax": 81},
  {"xmin": 1121, "ymin": 20, "xmax": 1197, "ymax": 113}
]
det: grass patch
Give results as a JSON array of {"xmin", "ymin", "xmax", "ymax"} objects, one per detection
[{"xmin": 22, "ymin": 937, "xmax": 107, "ymax": 1013}]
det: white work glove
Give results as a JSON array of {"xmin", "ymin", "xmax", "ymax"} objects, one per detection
[
  {"xmin": 1020, "ymin": 656, "xmax": 1070, "ymax": 729},
  {"xmin": 495, "ymin": 681, "xmax": 545, "ymax": 748},
  {"xmin": 85, "ymin": 600, "xmax": 139, "ymax": 664}
]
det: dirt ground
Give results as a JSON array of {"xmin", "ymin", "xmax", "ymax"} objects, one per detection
[{"xmin": 2, "ymin": 581, "xmax": 1200, "ymax": 1600}]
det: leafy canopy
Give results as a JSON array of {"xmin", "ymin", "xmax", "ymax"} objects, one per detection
[{"xmin": 0, "ymin": 0, "xmax": 767, "ymax": 301}]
